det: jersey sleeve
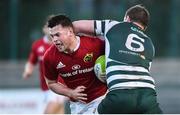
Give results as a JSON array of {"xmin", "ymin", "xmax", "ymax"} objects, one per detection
[
  {"xmin": 28, "ymin": 42, "xmax": 38, "ymax": 65},
  {"xmin": 94, "ymin": 20, "xmax": 120, "ymax": 37},
  {"xmin": 42, "ymin": 50, "xmax": 58, "ymax": 81}
]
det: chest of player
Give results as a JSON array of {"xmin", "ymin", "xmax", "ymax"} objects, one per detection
[{"xmin": 55, "ymin": 49, "xmax": 99, "ymax": 78}]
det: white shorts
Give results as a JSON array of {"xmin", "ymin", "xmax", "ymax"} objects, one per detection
[
  {"xmin": 43, "ymin": 90, "xmax": 68, "ymax": 104},
  {"xmin": 70, "ymin": 95, "xmax": 105, "ymax": 114}
]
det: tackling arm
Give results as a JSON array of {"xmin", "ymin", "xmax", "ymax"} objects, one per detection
[{"xmin": 73, "ymin": 20, "xmax": 95, "ymax": 36}]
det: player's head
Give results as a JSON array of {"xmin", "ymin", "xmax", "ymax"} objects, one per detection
[
  {"xmin": 47, "ymin": 14, "xmax": 76, "ymax": 53},
  {"xmin": 124, "ymin": 4, "xmax": 150, "ymax": 30},
  {"xmin": 42, "ymin": 23, "xmax": 53, "ymax": 44},
  {"xmin": 47, "ymin": 14, "xmax": 74, "ymax": 29},
  {"xmin": 42, "ymin": 24, "xmax": 49, "ymax": 36}
]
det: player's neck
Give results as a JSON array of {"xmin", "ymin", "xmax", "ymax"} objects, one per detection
[
  {"xmin": 64, "ymin": 36, "xmax": 80, "ymax": 54},
  {"xmin": 133, "ymin": 22, "xmax": 145, "ymax": 30}
]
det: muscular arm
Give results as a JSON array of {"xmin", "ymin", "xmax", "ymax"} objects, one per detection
[
  {"xmin": 45, "ymin": 77, "xmax": 87, "ymax": 103},
  {"xmin": 45, "ymin": 77, "xmax": 72, "ymax": 97},
  {"xmin": 73, "ymin": 20, "xmax": 95, "ymax": 35}
]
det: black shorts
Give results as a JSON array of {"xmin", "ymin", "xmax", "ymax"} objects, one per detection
[{"xmin": 98, "ymin": 88, "xmax": 162, "ymax": 114}]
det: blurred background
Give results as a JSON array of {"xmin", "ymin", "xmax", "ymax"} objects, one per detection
[{"xmin": 0, "ymin": 0, "xmax": 180, "ymax": 113}]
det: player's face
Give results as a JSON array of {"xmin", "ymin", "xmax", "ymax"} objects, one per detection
[{"xmin": 49, "ymin": 25, "xmax": 72, "ymax": 52}]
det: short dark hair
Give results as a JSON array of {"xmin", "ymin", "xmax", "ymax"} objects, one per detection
[
  {"xmin": 125, "ymin": 5, "xmax": 150, "ymax": 27},
  {"xmin": 47, "ymin": 14, "xmax": 73, "ymax": 28}
]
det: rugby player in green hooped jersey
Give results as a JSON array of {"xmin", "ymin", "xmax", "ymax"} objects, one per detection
[{"xmin": 73, "ymin": 4, "xmax": 163, "ymax": 114}]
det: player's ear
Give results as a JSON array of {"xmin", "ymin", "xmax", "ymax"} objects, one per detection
[
  {"xmin": 68, "ymin": 28, "xmax": 74, "ymax": 36},
  {"xmin": 124, "ymin": 15, "xmax": 130, "ymax": 22}
]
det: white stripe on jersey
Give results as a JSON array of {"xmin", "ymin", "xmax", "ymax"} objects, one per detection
[
  {"xmin": 106, "ymin": 65, "xmax": 150, "ymax": 74},
  {"xmin": 109, "ymin": 81, "xmax": 155, "ymax": 90},
  {"xmin": 95, "ymin": 20, "xmax": 119, "ymax": 36},
  {"xmin": 107, "ymin": 58, "xmax": 128, "ymax": 64},
  {"xmin": 95, "ymin": 21, "xmax": 103, "ymax": 35},
  {"xmin": 104, "ymin": 20, "xmax": 120, "ymax": 35},
  {"xmin": 107, "ymin": 75, "xmax": 155, "ymax": 84}
]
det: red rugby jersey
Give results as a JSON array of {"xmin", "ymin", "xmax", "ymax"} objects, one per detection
[{"xmin": 43, "ymin": 36, "xmax": 107, "ymax": 103}]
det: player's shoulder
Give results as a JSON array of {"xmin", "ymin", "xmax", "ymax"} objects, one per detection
[
  {"xmin": 32, "ymin": 37, "xmax": 44, "ymax": 46},
  {"xmin": 108, "ymin": 21, "xmax": 133, "ymax": 32},
  {"xmin": 79, "ymin": 35, "xmax": 103, "ymax": 42},
  {"xmin": 43, "ymin": 45, "xmax": 56, "ymax": 59},
  {"xmin": 80, "ymin": 35, "xmax": 104, "ymax": 47},
  {"xmin": 79, "ymin": 35, "xmax": 104, "ymax": 50},
  {"xmin": 116, "ymin": 21, "xmax": 130, "ymax": 27},
  {"xmin": 34, "ymin": 37, "xmax": 44, "ymax": 43}
]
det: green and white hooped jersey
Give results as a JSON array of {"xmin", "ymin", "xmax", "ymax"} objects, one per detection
[{"xmin": 94, "ymin": 20, "xmax": 155, "ymax": 91}]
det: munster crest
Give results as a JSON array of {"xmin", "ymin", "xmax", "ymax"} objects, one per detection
[{"xmin": 84, "ymin": 53, "xmax": 93, "ymax": 62}]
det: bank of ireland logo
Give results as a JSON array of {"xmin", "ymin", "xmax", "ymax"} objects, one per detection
[
  {"xmin": 72, "ymin": 64, "xmax": 81, "ymax": 70},
  {"xmin": 83, "ymin": 53, "xmax": 93, "ymax": 63}
]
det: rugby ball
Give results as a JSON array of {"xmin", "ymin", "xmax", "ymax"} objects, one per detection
[{"xmin": 94, "ymin": 55, "xmax": 106, "ymax": 83}]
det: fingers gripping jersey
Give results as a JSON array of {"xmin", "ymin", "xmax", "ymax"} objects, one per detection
[{"xmin": 94, "ymin": 20, "xmax": 155, "ymax": 91}]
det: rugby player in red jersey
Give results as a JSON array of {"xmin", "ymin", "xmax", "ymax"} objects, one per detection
[
  {"xmin": 23, "ymin": 24, "xmax": 67, "ymax": 114},
  {"xmin": 43, "ymin": 14, "xmax": 107, "ymax": 114}
]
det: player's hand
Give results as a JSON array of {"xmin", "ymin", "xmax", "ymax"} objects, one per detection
[
  {"xmin": 22, "ymin": 71, "xmax": 32, "ymax": 80},
  {"xmin": 100, "ymin": 72, "xmax": 106, "ymax": 82},
  {"xmin": 22, "ymin": 62, "xmax": 34, "ymax": 80},
  {"xmin": 70, "ymin": 86, "xmax": 87, "ymax": 103},
  {"xmin": 100, "ymin": 72, "xmax": 106, "ymax": 77}
]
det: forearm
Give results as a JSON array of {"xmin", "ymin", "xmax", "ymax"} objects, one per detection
[
  {"xmin": 73, "ymin": 20, "xmax": 95, "ymax": 35},
  {"xmin": 48, "ymin": 82, "xmax": 73, "ymax": 98},
  {"xmin": 23, "ymin": 62, "xmax": 34, "ymax": 78},
  {"xmin": 25, "ymin": 62, "xmax": 34, "ymax": 72},
  {"xmin": 45, "ymin": 77, "xmax": 87, "ymax": 102}
]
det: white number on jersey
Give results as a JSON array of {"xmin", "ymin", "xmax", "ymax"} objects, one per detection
[{"xmin": 125, "ymin": 34, "xmax": 145, "ymax": 52}]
